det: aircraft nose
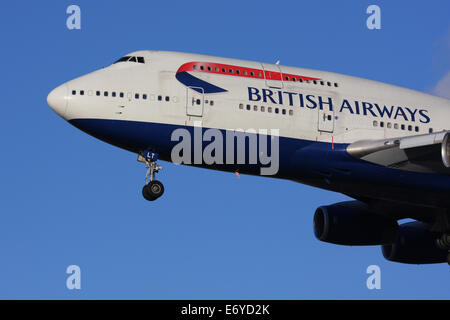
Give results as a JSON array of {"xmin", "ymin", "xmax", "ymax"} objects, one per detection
[{"xmin": 47, "ymin": 84, "xmax": 68, "ymax": 118}]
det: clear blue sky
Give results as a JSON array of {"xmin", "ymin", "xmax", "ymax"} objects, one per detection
[{"xmin": 0, "ymin": 0, "xmax": 449, "ymax": 299}]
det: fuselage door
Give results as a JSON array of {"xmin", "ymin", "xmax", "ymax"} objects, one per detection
[
  {"xmin": 318, "ymin": 107, "xmax": 334, "ymax": 133},
  {"xmin": 186, "ymin": 86, "xmax": 204, "ymax": 117},
  {"xmin": 261, "ymin": 63, "xmax": 283, "ymax": 89}
]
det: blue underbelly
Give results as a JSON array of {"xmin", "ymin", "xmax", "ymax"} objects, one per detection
[{"xmin": 69, "ymin": 118, "xmax": 450, "ymax": 208}]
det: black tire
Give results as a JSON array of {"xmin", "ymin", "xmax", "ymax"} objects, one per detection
[
  {"xmin": 149, "ymin": 180, "xmax": 164, "ymax": 198},
  {"xmin": 142, "ymin": 184, "xmax": 157, "ymax": 201},
  {"xmin": 142, "ymin": 180, "xmax": 164, "ymax": 201}
]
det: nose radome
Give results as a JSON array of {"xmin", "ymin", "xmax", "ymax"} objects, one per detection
[{"xmin": 47, "ymin": 84, "xmax": 68, "ymax": 118}]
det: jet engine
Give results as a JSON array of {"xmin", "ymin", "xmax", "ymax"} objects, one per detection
[
  {"xmin": 381, "ymin": 221, "xmax": 449, "ymax": 264},
  {"xmin": 442, "ymin": 132, "xmax": 450, "ymax": 168},
  {"xmin": 313, "ymin": 201, "xmax": 398, "ymax": 246}
]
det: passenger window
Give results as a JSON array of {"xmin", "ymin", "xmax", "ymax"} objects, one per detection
[
  {"xmin": 327, "ymin": 115, "xmax": 332, "ymax": 121},
  {"xmin": 104, "ymin": 91, "xmax": 108, "ymax": 97},
  {"xmin": 80, "ymin": 90, "xmax": 84, "ymax": 95},
  {"xmin": 289, "ymin": 110, "xmax": 293, "ymax": 116},
  {"xmin": 243, "ymin": 70, "xmax": 248, "ymax": 76},
  {"xmin": 72, "ymin": 90, "xmax": 76, "ymax": 95},
  {"xmin": 229, "ymin": 69, "xmax": 233, "ymax": 74},
  {"xmin": 394, "ymin": 123, "xmax": 399, "ymax": 129},
  {"xmin": 236, "ymin": 70, "xmax": 240, "ymax": 75},
  {"xmin": 261, "ymin": 106, "xmax": 265, "ymax": 112},
  {"xmin": 210, "ymin": 100, "xmax": 214, "ymax": 106},
  {"xmin": 135, "ymin": 93, "xmax": 139, "ymax": 99},
  {"xmin": 254, "ymin": 105, "xmax": 258, "ymax": 111},
  {"xmin": 250, "ymin": 72, "xmax": 254, "ymax": 77},
  {"xmin": 120, "ymin": 92, "xmax": 124, "ymax": 98},
  {"xmin": 207, "ymin": 66, "xmax": 212, "ymax": 71},
  {"xmin": 334, "ymin": 83, "xmax": 338, "ymax": 87},
  {"xmin": 215, "ymin": 67, "xmax": 219, "ymax": 72},
  {"xmin": 268, "ymin": 107, "xmax": 272, "ymax": 113},
  {"xmin": 401, "ymin": 124, "xmax": 405, "ymax": 130},
  {"xmin": 246, "ymin": 104, "xmax": 251, "ymax": 110},
  {"xmin": 373, "ymin": 121, "xmax": 378, "ymax": 127},
  {"xmin": 275, "ymin": 108, "xmax": 279, "ymax": 114},
  {"xmin": 239, "ymin": 103, "xmax": 243, "ymax": 109},
  {"xmin": 200, "ymin": 66, "xmax": 204, "ymax": 70},
  {"xmin": 327, "ymin": 81, "xmax": 331, "ymax": 86},
  {"xmin": 165, "ymin": 96, "xmax": 170, "ymax": 102},
  {"xmin": 257, "ymin": 72, "xmax": 262, "ymax": 77},
  {"xmin": 96, "ymin": 91, "xmax": 100, "ymax": 96},
  {"xmin": 313, "ymin": 80, "xmax": 317, "ymax": 85},
  {"xmin": 282, "ymin": 109, "xmax": 286, "ymax": 115},
  {"xmin": 143, "ymin": 94, "xmax": 147, "ymax": 100},
  {"xmin": 387, "ymin": 123, "xmax": 392, "ymax": 128},
  {"xmin": 380, "ymin": 122, "xmax": 384, "ymax": 128},
  {"xmin": 429, "ymin": 128, "xmax": 433, "ymax": 133},
  {"xmin": 196, "ymin": 99, "xmax": 201, "ymax": 105},
  {"xmin": 415, "ymin": 126, "xmax": 419, "ymax": 132},
  {"xmin": 408, "ymin": 125, "xmax": 412, "ymax": 131},
  {"xmin": 112, "ymin": 92, "xmax": 116, "ymax": 97}
]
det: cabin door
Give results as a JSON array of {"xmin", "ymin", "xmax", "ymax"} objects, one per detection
[
  {"xmin": 317, "ymin": 104, "xmax": 335, "ymax": 133},
  {"xmin": 261, "ymin": 63, "xmax": 283, "ymax": 89},
  {"xmin": 186, "ymin": 86, "xmax": 204, "ymax": 117}
]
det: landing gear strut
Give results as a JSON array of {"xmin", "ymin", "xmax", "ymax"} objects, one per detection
[{"xmin": 138, "ymin": 151, "xmax": 164, "ymax": 201}]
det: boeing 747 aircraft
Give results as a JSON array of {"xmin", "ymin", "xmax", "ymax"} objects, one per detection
[{"xmin": 48, "ymin": 50, "xmax": 450, "ymax": 265}]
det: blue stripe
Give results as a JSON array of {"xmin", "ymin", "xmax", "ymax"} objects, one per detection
[
  {"xmin": 175, "ymin": 72, "xmax": 227, "ymax": 93},
  {"xmin": 69, "ymin": 118, "xmax": 450, "ymax": 208}
]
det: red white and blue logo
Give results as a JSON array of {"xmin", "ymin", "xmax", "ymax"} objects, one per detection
[{"xmin": 175, "ymin": 61, "xmax": 321, "ymax": 94}]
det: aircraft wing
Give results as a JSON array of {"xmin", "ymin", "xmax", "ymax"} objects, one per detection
[{"xmin": 347, "ymin": 131, "xmax": 450, "ymax": 175}]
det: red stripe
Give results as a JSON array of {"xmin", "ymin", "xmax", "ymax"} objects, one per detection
[{"xmin": 177, "ymin": 61, "xmax": 321, "ymax": 82}]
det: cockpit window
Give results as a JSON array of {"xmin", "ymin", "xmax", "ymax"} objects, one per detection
[
  {"xmin": 114, "ymin": 56, "xmax": 131, "ymax": 63},
  {"xmin": 114, "ymin": 55, "xmax": 146, "ymax": 64}
]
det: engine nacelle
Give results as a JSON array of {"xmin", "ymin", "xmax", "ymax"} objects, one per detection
[
  {"xmin": 382, "ymin": 221, "xmax": 448, "ymax": 264},
  {"xmin": 313, "ymin": 201, "xmax": 398, "ymax": 246},
  {"xmin": 442, "ymin": 132, "xmax": 450, "ymax": 168}
]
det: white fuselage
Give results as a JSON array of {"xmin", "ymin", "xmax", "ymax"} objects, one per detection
[
  {"xmin": 47, "ymin": 50, "xmax": 450, "ymax": 207},
  {"xmin": 52, "ymin": 50, "xmax": 450, "ymax": 146}
]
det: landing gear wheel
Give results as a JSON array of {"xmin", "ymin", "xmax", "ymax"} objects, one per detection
[{"xmin": 142, "ymin": 181, "xmax": 165, "ymax": 201}]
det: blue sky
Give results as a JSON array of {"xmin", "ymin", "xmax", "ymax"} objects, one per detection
[{"xmin": 0, "ymin": 0, "xmax": 449, "ymax": 299}]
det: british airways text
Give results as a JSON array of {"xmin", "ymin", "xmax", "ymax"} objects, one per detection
[{"xmin": 248, "ymin": 87, "xmax": 430, "ymax": 123}]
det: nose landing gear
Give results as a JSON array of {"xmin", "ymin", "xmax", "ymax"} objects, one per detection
[{"xmin": 138, "ymin": 151, "xmax": 164, "ymax": 201}]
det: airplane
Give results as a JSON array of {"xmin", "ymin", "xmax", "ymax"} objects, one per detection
[{"xmin": 47, "ymin": 50, "xmax": 450, "ymax": 265}]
